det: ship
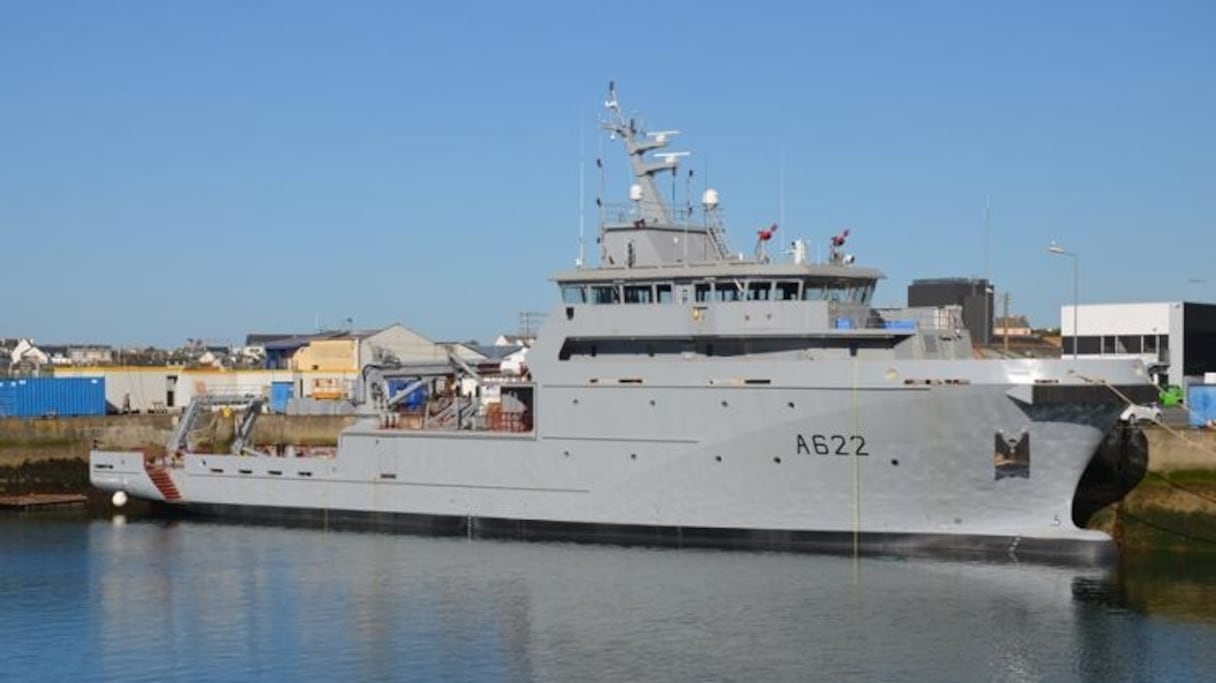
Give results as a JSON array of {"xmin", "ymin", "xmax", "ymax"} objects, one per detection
[{"xmin": 91, "ymin": 83, "xmax": 1156, "ymax": 563}]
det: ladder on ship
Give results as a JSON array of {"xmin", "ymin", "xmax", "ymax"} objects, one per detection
[
  {"xmin": 707, "ymin": 225, "xmax": 732, "ymax": 260},
  {"xmin": 145, "ymin": 463, "xmax": 182, "ymax": 502}
]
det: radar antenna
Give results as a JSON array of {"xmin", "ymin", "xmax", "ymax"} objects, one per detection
[{"xmin": 600, "ymin": 81, "xmax": 675, "ymax": 225}]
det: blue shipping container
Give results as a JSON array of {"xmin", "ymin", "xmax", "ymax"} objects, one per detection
[
  {"xmin": 270, "ymin": 381, "xmax": 294, "ymax": 414},
  {"xmin": 1188, "ymin": 384, "xmax": 1216, "ymax": 427},
  {"xmin": 0, "ymin": 377, "xmax": 106, "ymax": 418}
]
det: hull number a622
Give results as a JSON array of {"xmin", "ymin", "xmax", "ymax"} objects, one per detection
[{"xmin": 796, "ymin": 434, "xmax": 870, "ymax": 456}]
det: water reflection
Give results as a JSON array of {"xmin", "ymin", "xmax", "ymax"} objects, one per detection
[
  {"xmin": 1115, "ymin": 554, "xmax": 1216, "ymax": 622},
  {"xmin": 3, "ymin": 515, "xmax": 1216, "ymax": 682}
]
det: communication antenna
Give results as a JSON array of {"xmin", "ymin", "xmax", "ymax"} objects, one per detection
[
  {"xmin": 605, "ymin": 80, "xmax": 619, "ymax": 116},
  {"xmin": 702, "ymin": 156, "xmax": 710, "ymax": 227},
  {"xmin": 577, "ymin": 109, "xmax": 585, "ymax": 268},
  {"xmin": 654, "ymin": 151, "xmax": 689, "ymax": 213},
  {"xmin": 685, "ymin": 168, "xmax": 694, "ymax": 221},
  {"xmin": 596, "ymin": 120, "xmax": 607, "ymax": 262},
  {"xmin": 654, "ymin": 151, "xmax": 690, "ymax": 165},
  {"xmin": 779, "ymin": 152, "xmax": 786, "ymax": 231}
]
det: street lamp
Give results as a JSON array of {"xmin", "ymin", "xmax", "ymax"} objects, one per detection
[{"xmin": 1048, "ymin": 242, "xmax": 1078, "ymax": 359}]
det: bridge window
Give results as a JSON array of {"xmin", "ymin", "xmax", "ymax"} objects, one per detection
[
  {"xmin": 623, "ymin": 284, "xmax": 654, "ymax": 304},
  {"xmin": 591, "ymin": 285, "xmax": 620, "ymax": 304},
  {"xmin": 561, "ymin": 286, "xmax": 586, "ymax": 304},
  {"xmin": 776, "ymin": 281, "xmax": 801, "ymax": 301},
  {"xmin": 803, "ymin": 284, "xmax": 824, "ymax": 301},
  {"xmin": 656, "ymin": 284, "xmax": 673, "ymax": 303},
  {"xmin": 746, "ymin": 281, "xmax": 772, "ymax": 301},
  {"xmin": 716, "ymin": 283, "xmax": 742, "ymax": 301},
  {"xmin": 695, "ymin": 282, "xmax": 713, "ymax": 302}
]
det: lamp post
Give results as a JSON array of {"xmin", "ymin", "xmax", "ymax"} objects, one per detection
[{"xmin": 1048, "ymin": 242, "xmax": 1078, "ymax": 359}]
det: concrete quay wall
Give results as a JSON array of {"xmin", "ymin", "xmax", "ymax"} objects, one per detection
[
  {"xmin": 1145, "ymin": 425, "xmax": 1216, "ymax": 472},
  {"xmin": 0, "ymin": 414, "xmax": 355, "ymax": 466}
]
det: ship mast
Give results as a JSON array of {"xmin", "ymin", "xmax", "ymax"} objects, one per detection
[{"xmin": 601, "ymin": 81, "xmax": 681, "ymax": 227}]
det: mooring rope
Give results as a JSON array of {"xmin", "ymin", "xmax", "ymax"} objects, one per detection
[
  {"xmin": 1076, "ymin": 373, "xmax": 1216, "ymax": 545},
  {"xmin": 1140, "ymin": 471, "xmax": 1216, "ymax": 507},
  {"xmin": 1078, "ymin": 374, "xmax": 1216, "ymax": 462}
]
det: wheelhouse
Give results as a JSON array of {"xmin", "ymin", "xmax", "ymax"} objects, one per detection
[{"xmin": 559, "ymin": 276, "xmax": 877, "ymax": 306}]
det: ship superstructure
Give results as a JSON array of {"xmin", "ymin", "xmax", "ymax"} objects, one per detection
[{"xmin": 91, "ymin": 84, "xmax": 1155, "ymax": 563}]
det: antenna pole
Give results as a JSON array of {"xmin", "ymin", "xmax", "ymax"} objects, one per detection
[
  {"xmin": 779, "ymin": 152, "xmax": 786, "ymax": 230},
  {"xmin": 685, "ymin": 168, "xmax": 693, "ymax": 221},
  {"xmin": 578, "ymin": 109, "xmax": 585, "ymax": 268},
  {"xmin": 597, "ymin": 122, "xmax": 606, "ymax": 262}
]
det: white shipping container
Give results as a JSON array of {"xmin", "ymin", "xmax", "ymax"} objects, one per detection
[{"xmin": 1204, "ymin": 372, "xmax": 1216, "ymax": 385}]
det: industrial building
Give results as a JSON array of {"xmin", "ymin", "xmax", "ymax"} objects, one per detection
[
  {"xmin": 908, "ymin": 278, "xmax": 994, "ymax": 344},
  {"xmin": 1058, "ymin": 302, "xmax": 1216, "ymax": 388},
  {"xmin": 51, "ymin": 324, "xmax": 493, "ymax": 414}
]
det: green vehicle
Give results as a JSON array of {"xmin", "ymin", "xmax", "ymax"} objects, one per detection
[{"xmin": 1160, "ymin": 384, "xmax": 1184, "ymax": 407}]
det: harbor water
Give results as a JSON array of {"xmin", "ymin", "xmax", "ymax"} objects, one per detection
[{"xmin": 3, "ymin": 513, "xmax": 1216, "ymax": 682}]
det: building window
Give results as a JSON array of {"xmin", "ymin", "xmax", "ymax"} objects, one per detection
[
  {"xmin": 1143, "ymin": 335, "xmax": 1157, "ymax": 353},
  {"xmin": 1062, "ymin": 337, "xmax": 1075, "ymax": 355},
  {"xmin": 1076, "ymin": 336, "xmax": 1101, "ymax": 355},
  {"xmin": 1102, "ymin": 336, "xmax": 1117, "ymax": 354},
  {"xmin": 1117, "ymin": 336, "xmax": 1141, "ymax": 354}
]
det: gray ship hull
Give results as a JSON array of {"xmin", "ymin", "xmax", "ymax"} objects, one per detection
[{"xmin": 91, "ymin": 356, "xmax": 1151, "ymax": 564}]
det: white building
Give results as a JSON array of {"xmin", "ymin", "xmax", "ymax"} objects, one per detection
[
  {"xmin": 1060, "ymin": 302, "xmax": 1216, "ymax": 387},
  {"xmin": 9, "ymin": 339, "xmax": 49, "ymax": 371}
]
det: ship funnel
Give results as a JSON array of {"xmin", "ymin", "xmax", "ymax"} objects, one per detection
[{"xmin": 702, "ymin": 188, "xmax": 720, "ymax": 209}]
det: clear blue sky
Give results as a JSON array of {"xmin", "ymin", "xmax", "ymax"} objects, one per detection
[{"xmin": 2, "ymin": 1, "xmax": 1213, "ymax": 347}]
